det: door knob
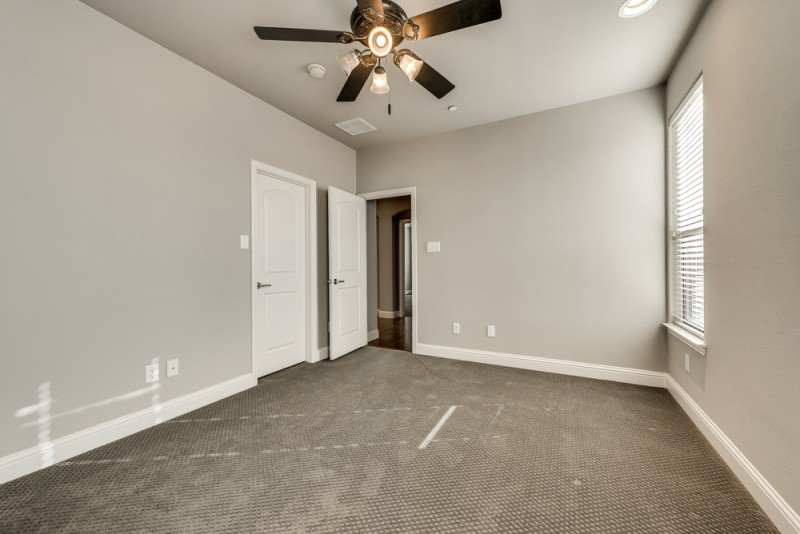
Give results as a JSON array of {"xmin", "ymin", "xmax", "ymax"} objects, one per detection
[
  {"xmin": 257, "ymin": 282, "xmax": 272, "ymax": 289},
  {"xmin": 333, "ymin": 279, "xmax": 345, "ymax": 285}
]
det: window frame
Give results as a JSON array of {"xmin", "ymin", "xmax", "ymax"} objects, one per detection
[{"xmin": 665, "ymin": 75, "xmax": 707, "ymax": 355}]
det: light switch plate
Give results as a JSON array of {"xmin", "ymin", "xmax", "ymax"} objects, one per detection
[
  {"xmin": 167, "ymin": 358, "xmax": 179, "ymax": 378},
  {"xmin": 487, "ymin": 325, "xmax": 496, "ymax": 338},
  {"xmin": 426, "ymin": 241, "xmax": 441, "ymax": 253},
  {"xmin": 452, "ymin": 322, "xmax": 461, "ymax": 334},
  {"xmin": 240, "ymin": 235, "xmax": 250, "ymax": 249}
]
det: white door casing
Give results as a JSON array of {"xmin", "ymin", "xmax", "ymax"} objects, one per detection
[
  {"xmin": 328, "ymin": 187, "xmax": 368, "ymax": 360},
  {"xmin": 251, "ymin": 161, "xmax": 317, "ymax": 377},
  {"xmin": 359, "ymin": 187, "xmax": 418, "ymax": 354}
]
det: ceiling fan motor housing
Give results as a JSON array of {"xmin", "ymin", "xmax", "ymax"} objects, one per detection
[{"xmin": 350, "ymin": 0, "xmax": 409, "ymax": 46}]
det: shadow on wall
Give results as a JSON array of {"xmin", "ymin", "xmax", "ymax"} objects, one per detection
[{"xmin": 13, "ymin": 357, "xmax": 163, "ymax": 469}]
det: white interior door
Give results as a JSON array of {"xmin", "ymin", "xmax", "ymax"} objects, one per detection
[
  {"xmin": 253, "ymin": 174, "xmax": 307, "ymax": 377},
  {"xmin": 328, "ymin": 187, "xmax": 367, "ymax": 360}
]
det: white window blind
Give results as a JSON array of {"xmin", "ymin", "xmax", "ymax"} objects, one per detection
[{"xmin": 669, "ymin": 79, "xmax": 704, "ymax": 337}]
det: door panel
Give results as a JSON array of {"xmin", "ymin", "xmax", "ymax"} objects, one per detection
[
  {"xmin": 254, "ymin": 175, "xmax": 306, "ymax": 377},
  {"xmin": 328, "ymin": 187, "xmax": 367, "ymax": 359}
]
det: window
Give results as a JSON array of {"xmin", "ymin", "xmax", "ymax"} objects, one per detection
[{"xmin": 668, "ymin": 78, "xmax": 704, "ymax": 339}]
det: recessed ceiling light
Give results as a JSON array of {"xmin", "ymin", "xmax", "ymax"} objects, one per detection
[
  {"xmin": 448, "ymin": 105, "xmax": 458, "ymax": 112},
  {"xmin": 618, "ymin": 0, "xmax": 658, "ymax": 18}
]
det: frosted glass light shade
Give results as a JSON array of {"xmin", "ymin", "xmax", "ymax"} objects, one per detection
[
  {"xmin": 336, "ymin": 49, "xmax": 362, "ymax": 75},
  {"xmin": 395, "ymin": 52, "xmax": 423, "ymax": 82},
  {"xmin": 370, "ymin": 66, "xmax": 390, "ymax": 95}
]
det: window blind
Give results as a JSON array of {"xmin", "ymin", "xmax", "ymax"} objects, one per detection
[{"xmin": 669, "ymin": 81, "xmax": 704, "ymax": 337}]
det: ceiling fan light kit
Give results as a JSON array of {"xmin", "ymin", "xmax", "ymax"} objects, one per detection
[
  {"xmin": 367, "ymin": 26, "xmax": 393, "ymax": 57},
  {"xmin": 394, "ymin": 50, "xmax": 424, "ymax": 82},
  {"xmin": 254, "ymin": 0, "xmax": 503, "ymax": 103},
  {"xmin": 336, "ymin": 49, "xmax": 363, "ymax": 75},
  {"xmin": 370, "ymin": 66, "xmax": 391, "ymax": 94}
]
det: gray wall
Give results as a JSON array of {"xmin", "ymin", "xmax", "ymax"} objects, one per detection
[
  {"xmin": 0, "ymin": 0, "xmax": 355, "ymax": 458},
  {"xmin": 358, "ymin": 87, "xmax": 667, "ymax": 371},
  {"xmin": 666, "ymin": 0, "xmax": 800, "ymax": 511}
]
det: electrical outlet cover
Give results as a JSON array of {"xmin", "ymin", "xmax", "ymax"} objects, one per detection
[{"xmin": 145, "ymin": 363, "xmax": 159, "ymax": 383}]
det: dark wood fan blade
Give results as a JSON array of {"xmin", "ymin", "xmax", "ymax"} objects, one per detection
[
  {"xmin": 411, "ymin": 0, "xmax": 502, "ymax": 40},
  {"xmin": 337, "ymin": 62, "xmax": 375, "ymax": 102},
  {"xmin": 356, "ymin": 0, "xmax": 384, "ymax": 21},
  {"xmin": 253, "ymin": 27, "xmax": 344, "ymax": 43},
  {"xmin": 414, "ymin": 62, "xmax": 455, "ymax": 99}
]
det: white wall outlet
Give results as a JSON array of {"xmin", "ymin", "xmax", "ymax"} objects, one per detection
[
  {"xmin": 426, "ymin": 241, "xmax": 441, "ymax": 253},
  {"xmin": 240, "ymin": 235, "xmax": 250, "ymax": 249},
  {"xmin": 684, "ymin": 353, "xmax": 690, "ymax": 373},
  {"xmin": 167, "ymin": 358, "xmax": 179, "ymax": 378},
  {"xmin": 452, "ymin": 322, "xmax": 461, "ymax": 334},
  {"xmin": 145, "ymin": 363, "xmax": 159, "ymax": 383},
  {"xmin": 487, "ymin": 325, "xmax": 496, "ymax": 338}
]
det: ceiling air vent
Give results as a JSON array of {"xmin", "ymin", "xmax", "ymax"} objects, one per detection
[{"xmin": 335, "ymin": 117, "xmax": 377, "ymax": 136}]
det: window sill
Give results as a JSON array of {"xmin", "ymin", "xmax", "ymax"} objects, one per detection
[{"xmin": 663, "ymin": 323, "xmax": 706, "ymax": 356}]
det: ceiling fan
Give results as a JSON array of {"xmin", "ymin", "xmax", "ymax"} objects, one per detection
[{"xmin": 254, "ymin": 0, "xmax": 502, "ymax": 102}]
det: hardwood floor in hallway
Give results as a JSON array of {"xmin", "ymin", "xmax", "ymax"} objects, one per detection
[{"xmin": 369, "ymin": 317, "xmax": 412, "ymax": 352}]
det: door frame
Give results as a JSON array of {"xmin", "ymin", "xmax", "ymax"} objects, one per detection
[
  {"xmin": 359, "ymin": 187, "xmax": 418, "ymax": 354},
  {"xmin": 250, "ymin": 160, "xmax": 318, "ymax": 373}
]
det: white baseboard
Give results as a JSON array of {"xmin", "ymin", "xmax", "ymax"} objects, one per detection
[
  {"xmin": 378, "ymin": 310, "xmax": 401, "ymax": 319},
  {"xmin": 666, "ymin": 377, "xmax": 800, "ymax": 534},
  {"xmin": 368, "ymin": 329, "xmax": 379, "ymax": 342},
  {"xmin": 415, "ymin": 343, "xmax": 666, "ymax": 387},
  {"xmin": 314, "ymin": 346, "xmax": 329, "ymax": 361},
  {"xmin": 0, "ymin": 373, "xmax": 256, "ymax": 485}
]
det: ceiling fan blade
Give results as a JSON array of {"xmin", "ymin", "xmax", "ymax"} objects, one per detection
[
  {"xmin": 414, "ymin": 62, "xmax": 455, "ymax": 99},
  {"xmin": 253, "ymin": 27, "xmax": 344, "ymax": 43},
  {"xmin": 410, "ymin": 0, "xmax": 502, "ymax": 40},
  {"xmin": 337, "ymin": 62, "xmax": 375, "ymax": 102},
  {"xmin": 356, "ymin": 0, "xmax": 385, "ymax": 22}
]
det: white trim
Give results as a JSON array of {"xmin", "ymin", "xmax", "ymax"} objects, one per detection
[
  {"xmin": 378, "ymin": 309, "xmax": 402, "ymax": 319},
  {"xmin": 415, "ymin": 343, "xmax": 666, "ymax": 387},
  {"xmin": 666, "ymin": 377, "xmax": 800, "ymax": 534},
  {"xmin": 251, "ymin": 160, "xmax": 318, "ymax": 374},
  {"xmin": 667, "ymin": 75, "xmax": 705, "ymax": 340},
  {"xmin": 315, "ymin": 346, "xmax": 329, "ymax": 361},
  {"xmin": 359, "ymin": 187, "xmax": 418, "ymax": 354},
  {"xmin": 368, "ymin": 329, "xmax": 379, "ymax": 342},
  {"xmin": 663, "ymin": 322, "xmax": 707, "ymax": 355},
  {"xmin": 0, "ymin": 374, "xmax": 256, "ymax": 485}
]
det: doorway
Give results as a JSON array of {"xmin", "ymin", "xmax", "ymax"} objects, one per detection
[{"xmin": 361, "ymin": 188, "xmax": 417, "ymax": 354}]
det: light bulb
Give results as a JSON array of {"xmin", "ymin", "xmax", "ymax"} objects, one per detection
[
  {"xmin": 370, "ymin": 66, "xmax": 390, "ymax": 95},
  {"xmin": 367, "ymin": 26, "xmax": 393, "ymax": 58},
  {"xmin": 394, "ymin": 51, "xmax": 424, "ymax": 82},
  {"xmin": 336, "ymin": 49, "xmax": 362, "ymax": 75}
]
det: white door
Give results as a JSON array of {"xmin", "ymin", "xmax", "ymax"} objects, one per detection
[
  {"xmin": 328, "ymin": 187, "xmax": 368, "ymax": 359},
  {"xmin": 253, "ymin": 174, "xmax": 307, "ymax": 377}
]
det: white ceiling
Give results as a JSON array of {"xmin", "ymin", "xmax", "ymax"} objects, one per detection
[{"xmin": 78, "ymin": 0, "xmax": 708, "ymax": 150}]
